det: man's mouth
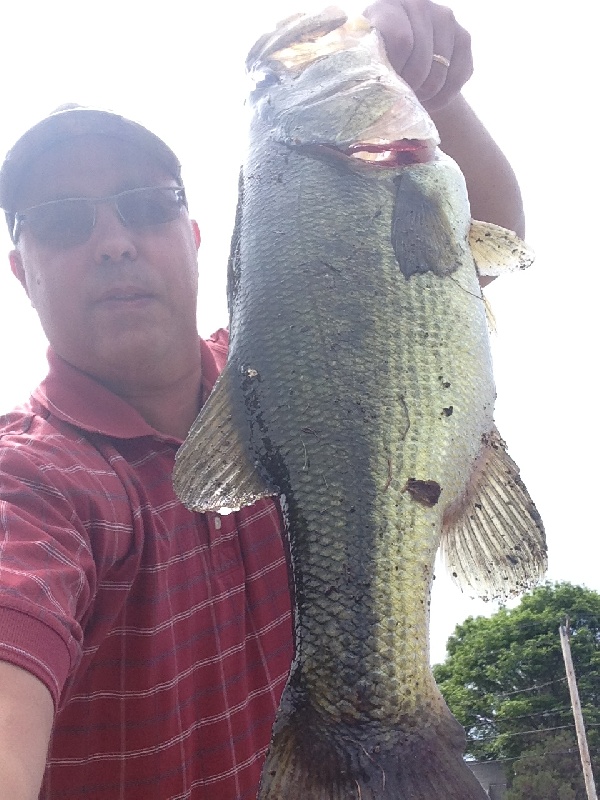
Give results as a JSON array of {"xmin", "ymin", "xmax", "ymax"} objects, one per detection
[{"xmin": 97, "ymin": 287, "xmax": 157, "ymax": 304}]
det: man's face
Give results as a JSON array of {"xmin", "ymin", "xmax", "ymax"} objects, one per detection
[{"xmin": 9, "ymin": 134, "xmax": 201, "ymax": 389}]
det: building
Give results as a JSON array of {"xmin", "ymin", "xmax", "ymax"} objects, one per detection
[{"xmin": 468, "ymin": 760, "xmax": 507, "ymax": 799}]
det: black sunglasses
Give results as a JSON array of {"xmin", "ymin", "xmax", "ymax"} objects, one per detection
[{"xmin": 12, "ymin": 185, "xmax": 187, "ymax": 248}]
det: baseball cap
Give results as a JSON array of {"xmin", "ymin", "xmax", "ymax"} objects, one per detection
[{"xmin": 0, "ymin": 104, "xmax": 183, "ymax": 217}]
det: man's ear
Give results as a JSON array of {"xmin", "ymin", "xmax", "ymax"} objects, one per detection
[
  {"xmin": 9, "ymin": 249, "xmax": 35, "ymax": 307},
  {"xmin": 9, "ymin": 249, "xmax": 29, "ymax": 297},
  {"xmin": 191, "ymin": 220, "xmax": 201, "ymax": 250}
]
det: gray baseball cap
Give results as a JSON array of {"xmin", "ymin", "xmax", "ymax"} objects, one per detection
[{"xmin": 0, "ymin": 104, "xmax": 183, "ymax": 217}]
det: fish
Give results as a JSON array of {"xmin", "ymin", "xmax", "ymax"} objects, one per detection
[{"xmin": 173, "ymin": 8, "xmax": 546, "ymax": 799}]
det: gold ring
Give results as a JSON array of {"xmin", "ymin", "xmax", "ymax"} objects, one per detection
[{"xmin": 432, "ymin": 53, "xmax": 451, "ymax": 68}]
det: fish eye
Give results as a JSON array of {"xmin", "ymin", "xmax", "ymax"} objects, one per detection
[{"xmin": 252, "ymin": 70, "xmax": 281, "ymax": 90}]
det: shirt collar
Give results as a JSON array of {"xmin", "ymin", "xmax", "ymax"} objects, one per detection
[{"xmin": 32, "ymin": 337, "xmax": 223, "ymax": 443}]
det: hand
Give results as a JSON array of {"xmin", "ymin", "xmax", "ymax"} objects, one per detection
[{"xmin": 363, "ymin": 0, "xmax": 473, "ymax": 112}]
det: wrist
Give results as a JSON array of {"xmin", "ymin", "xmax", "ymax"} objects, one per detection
[{"xmin": 428, "ymin": 93, "xmax": 468, "ymax": 126}]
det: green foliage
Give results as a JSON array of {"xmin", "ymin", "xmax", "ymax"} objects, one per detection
[
  {"xmin": 433, "ymin": 581, "xmax": 600, "ymax": 785},
  {"xmin": 505, "ymin": 731, "xmax": 587, "ymax": 799}
]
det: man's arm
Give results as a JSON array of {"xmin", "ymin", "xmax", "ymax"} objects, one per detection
[
  {"xmin": 431, "ymin": 96, "xmax": 525, "ymax": 237},
  {"xmin": 0, "ymin": 661, "xmax": 54, "ymax": 799},
  {"xmin": 366, "ymin": 0, "xmax": 525, "ymax": 237}
]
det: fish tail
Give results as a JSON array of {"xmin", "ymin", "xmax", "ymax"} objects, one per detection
[{"xmin": 258, "ymin": 683, "xmax": 487, "ymax": 799}]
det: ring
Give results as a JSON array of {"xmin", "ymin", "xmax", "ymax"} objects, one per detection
[{"xmin": 432, "ymin": 53, "xmax": 451, "ymax": 68}]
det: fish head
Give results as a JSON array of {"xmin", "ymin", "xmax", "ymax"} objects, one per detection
[{"xmin": 246, "ymin": 7, "xmax": 439, "ymax": 166}]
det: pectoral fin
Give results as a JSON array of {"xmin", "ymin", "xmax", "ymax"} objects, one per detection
[
  {"xmin": 441, "ymin": 427, "xmax": 546, "ymax": 600},
  {"xmin": 392, "ymin": 172, "xmax": 469, "ymax": 278},
  {"xmin": 173, "ymin": 361, "xmax": 279, "ymax": 514},
  {"xmin": 469, "ymin": 220, "xmax": 535, "ymax": 278}
]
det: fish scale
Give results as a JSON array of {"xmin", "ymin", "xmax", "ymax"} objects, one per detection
[{"xmin": 174, "ymin": 10, "xmax": 545, "ymax": 798}]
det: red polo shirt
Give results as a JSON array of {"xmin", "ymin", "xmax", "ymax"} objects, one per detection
[{"xmin": 0, "ymin": 329, "xmax": 293, "ymax": 799}]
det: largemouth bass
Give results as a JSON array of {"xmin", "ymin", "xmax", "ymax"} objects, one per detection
[{"xmin": 174, "ymin": 9, "xmax": 546, "ymax": 798}]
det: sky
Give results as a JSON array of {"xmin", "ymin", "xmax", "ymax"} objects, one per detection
[{"xmin": 0, "ymin": 1, "xmax": 597, "ymax": 666}]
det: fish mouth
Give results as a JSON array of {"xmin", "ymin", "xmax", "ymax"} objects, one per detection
[
  {"xmin": 312, "ymin": 138, "xmax": 437, "ymax": 168},
  {"xmin": 248, "ymin": 12, "xmax": 440, "ymax": 158},
  {"xmin": 342, "ymin": 139, "xmax": 436, "ymax": 166}
]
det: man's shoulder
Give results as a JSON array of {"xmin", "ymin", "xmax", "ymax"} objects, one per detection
[
  {"xmin": 0, "ymin": 397, "xmax": 111, "ymax": 489},
  {"xmin": 0, "ymin": 403, "xmax": 35, "ymax": 437},
  {"xmin": 0, "ymin": 398, "xmax": 82, "ymax": 445},
  {"xmin": 0, "ymin": 392, "xmax": 176, "ymax": 531},
  {"xmin": 0, "ymin": 399, "xmax": 57, "ymax": 444}
]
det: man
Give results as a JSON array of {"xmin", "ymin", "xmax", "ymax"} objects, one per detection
[{"xmin": 0, "ymin": 1, "xmax": 525, "ymax": 798}]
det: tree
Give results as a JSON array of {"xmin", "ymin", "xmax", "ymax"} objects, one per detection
[
  {"xmin": 433, "ymin": 582, "xmax": 600, "ymax": 794},
  {"xmin": 505, "ymin": 730, "xmax": 587, "ymax": 800}
]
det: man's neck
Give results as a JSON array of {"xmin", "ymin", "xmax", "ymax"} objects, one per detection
[
  {"xmin": 97, "ymin": 353, "xmax": 204, "ymax": 441},
  {"xmin": 117, "ymin": 373, "xmax": 203, "ymax": 440}
]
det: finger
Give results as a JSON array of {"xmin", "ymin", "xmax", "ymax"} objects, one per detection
[
  {"xmin": 414, "ymin": 5, "xmax": 455, "ymax": 102},
  {"xmin": 363, "ymin": 1, "xmax": 415, "ymax": 76},
  {"xmin": 423, "ymin": 25, "xmax": 473, "ymax": 112},
  {"xmin": 364, "ymin": 0, "xmax": 474, "ymax": 111},
  {"xmin": 396, "ymin": 0, "xmax": 437, "ymax": 91}
]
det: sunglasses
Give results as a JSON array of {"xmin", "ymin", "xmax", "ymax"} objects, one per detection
[{"xmin": 12, "ymin": 185, "xmax": 187, "ymax": 248}]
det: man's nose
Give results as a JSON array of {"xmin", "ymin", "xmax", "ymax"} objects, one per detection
[{"xmin": 91, "ymin": 203, "xmax": 138, "ymax": 263}]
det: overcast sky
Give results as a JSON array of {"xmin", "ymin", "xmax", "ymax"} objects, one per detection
[{"xmin": 0, "ymin": 0, "xmax": 597, "ymax": 665}]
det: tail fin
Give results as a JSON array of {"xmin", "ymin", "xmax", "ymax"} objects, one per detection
[{"xmin": 258, "ymin": 682, "xmax": 487, "ymax": 799}]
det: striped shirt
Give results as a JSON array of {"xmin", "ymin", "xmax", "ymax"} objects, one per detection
[{"xmin": 0, "ymin": 330, "xmax": 293, "ymax": 799}]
